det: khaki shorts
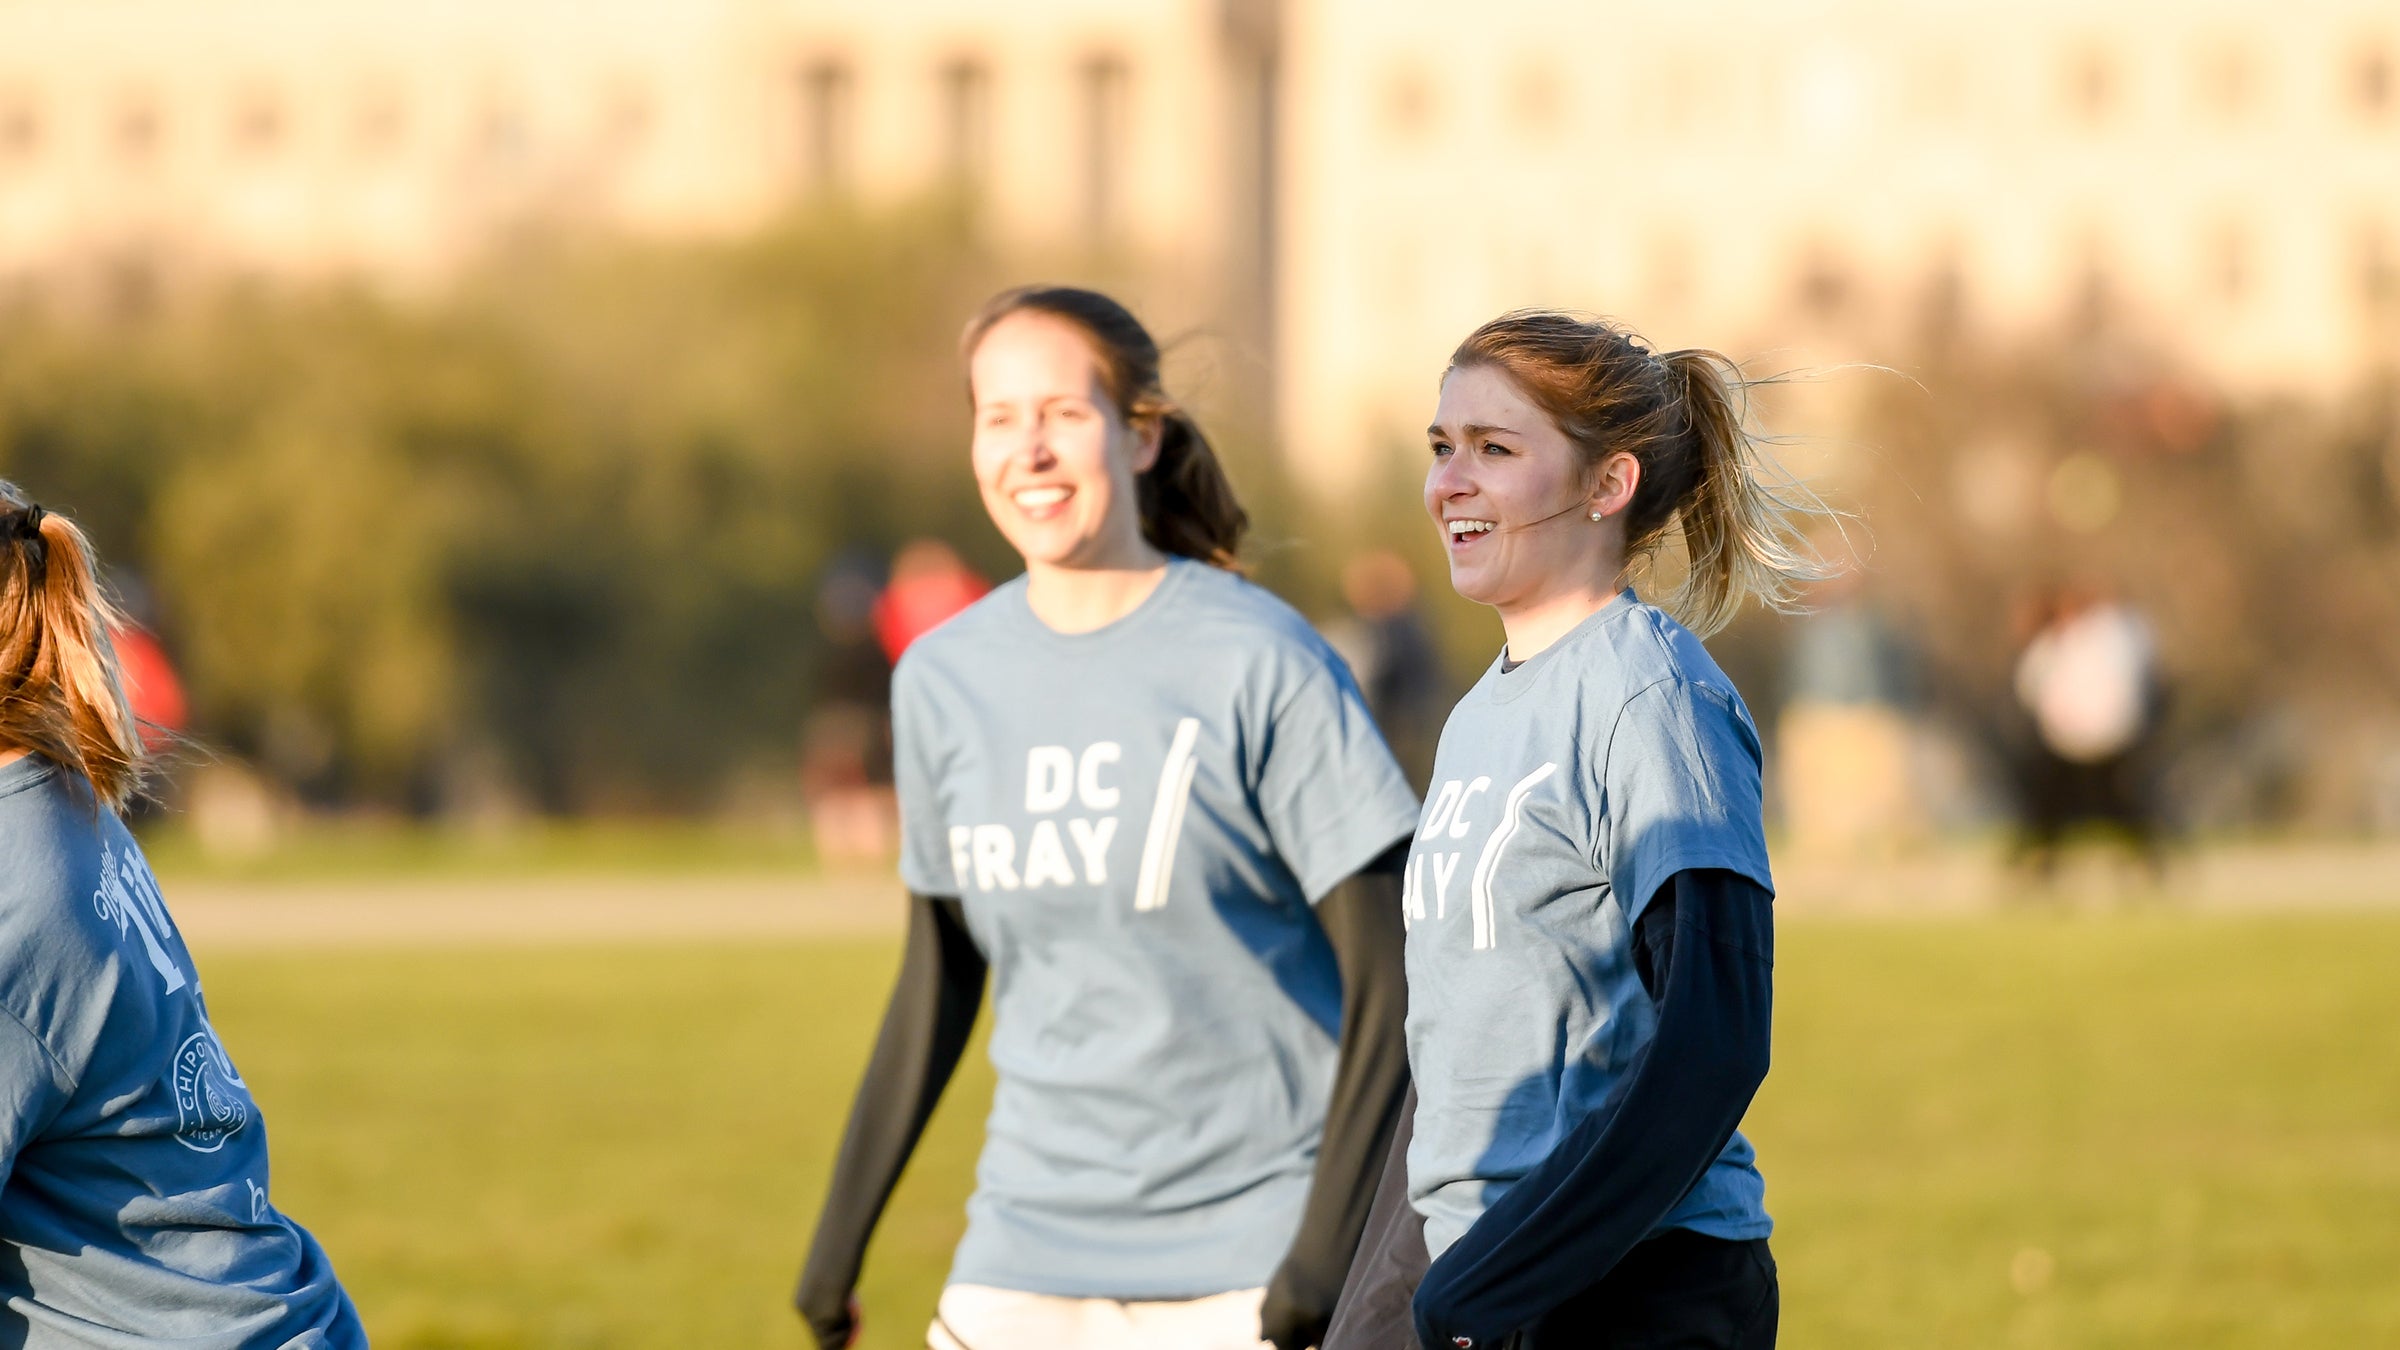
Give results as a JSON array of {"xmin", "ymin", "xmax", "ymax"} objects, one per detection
[{"xmin": 928, "ymin": 1283, "xmax": 1270, "ymax": 1350}]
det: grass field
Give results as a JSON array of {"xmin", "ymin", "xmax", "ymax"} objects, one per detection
[{"xmin": 200, "ymin": 910, "xmax": 2400, "ymax": 1349}]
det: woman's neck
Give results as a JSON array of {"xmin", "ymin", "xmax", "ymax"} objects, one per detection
[
  {"xmin": 1024, "ymin": 548, "xmax": 1171, "ymax": 634},
  {"xmin": 0, "ymin": 745, "xmax": 25, "ymax": 769},
  {"xmin": 1497, "ymin": 570, "xmax": 1626, "ymax": 663}
]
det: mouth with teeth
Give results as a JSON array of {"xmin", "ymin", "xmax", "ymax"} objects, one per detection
[
  {"xmin": 1446, "ymin": 518, "xmax": 1497, "ymax": 547},
  {"xmin": 1010, "ymin": 484, "xmax": 1074, "ymax": 520}
]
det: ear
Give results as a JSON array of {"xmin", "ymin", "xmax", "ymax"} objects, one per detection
[
  {"xmin": 1128, "ymin": 414, "xmax": 1167, "ymax": 475},
  {"xmin": 1588, "ymin": 450, "xmax": 1640, "ymax": 519}
]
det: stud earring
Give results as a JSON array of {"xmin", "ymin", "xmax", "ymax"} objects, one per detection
[{"xmin": 1589, "ymin": 511, "xmax": 1604, "ymax": 522}]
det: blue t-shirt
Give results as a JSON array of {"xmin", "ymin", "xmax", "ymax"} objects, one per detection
[
  {"xmin": 892, "ymin": 559, "xmax": 1422, "ymax": 1298},
  {"xmin": 0, "ymin": 755, "xmax": 362, "ymax": 1347},
  {"xmin": 1402, "ymin": 594, "xmax": 1775, "ymax": 1258}
]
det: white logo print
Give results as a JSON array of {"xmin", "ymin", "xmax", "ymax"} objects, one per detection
[
  {"xmin": 1469, "ymin": 763, "xmax": 1558, "ymax": 950},
  {"xmin": 171, "ymin": 1028, "xmax": 252, "ymax": 1153},
  {"xmin": 90, "ymin": 842, "xmax": 186, "ymax": 994},
  {"xmin": 245, "ymin": 1177, "xmax": 271, "ymax": 1222},
  {"xmin": 945, "ymin": 737, "xmax": 1135, "ymax": 898},
  {"xmin": 1133, "ymin": 718, "xmax": 1202, "ymax": 911}
]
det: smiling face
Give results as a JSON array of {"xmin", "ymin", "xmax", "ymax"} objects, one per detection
[
  {"xmin": 968, "ymin": 310, "xmax": 1163, "ymax": 572},
  {"xmin": 1425, "ymin": 363, "xmax": 1638, "ymax": 620}
]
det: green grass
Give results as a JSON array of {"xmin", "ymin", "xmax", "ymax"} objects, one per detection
[
  {"xmin": 139, "ymin": 817, "xmax": 822, "ymax": 883},
  {"xmin": 200, "ymin": 912, "xmax": 2400, "ymax": 1349}
]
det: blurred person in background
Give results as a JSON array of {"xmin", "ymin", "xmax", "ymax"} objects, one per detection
[
  {"xmin": 106, "ymin": 578, "xmax": 188, "ymax": 755},
  {"xmin": 1323, "ymin": 550, "xmax": 1449, "ymax": 790},
  {"xmin": 795, "ymin": 288, "xmax": 1420, "ymax": 1350},
  {"xmin": 0, "ymin": 483, "xmax": 363, "ymax": 1347},
  {"xmin": 873, "ymin": 538, "xmax": 991, "ymax": 665},
  {"xmin": 104, "ymin": 576, "xmax": 191, "ymax": 824},
  {"xmin": 802, "ymin": 555, "xmax": 900, "ymax": 864},
  {"xmin": 1328, "ymin": 314, "xmax": 1831, "ymax": 1350},
  {"xmin": 2009, "ymin": 580, "xmax": 2167, "ymax": 879}
]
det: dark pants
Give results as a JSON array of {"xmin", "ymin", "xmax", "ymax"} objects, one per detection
[
  {"xmin": 1322, "ymin": 1087, "xmax": 1428, "ymax": 1350},
  {"xmin": 1524, "ymin": 1229, "xmax": 1777, "ymax": 1349},
  {"xmin": 1324, "ymin": 1090, "xmax": 1779, "ymax": 1350}
]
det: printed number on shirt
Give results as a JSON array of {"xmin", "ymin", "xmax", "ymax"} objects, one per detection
[
  {"xmin": 90, "ymin": 839, "xmax": 187, "ymax": 994},
  {"xmin": 1405, "ymin": 763, "xmax": 1557, "ymax": 949},
  {"xmin": 943, "ymin": 721, "xmax": 1202, "ymax": 910}
]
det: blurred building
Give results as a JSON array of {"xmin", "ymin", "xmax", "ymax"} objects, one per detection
[
  {"xmin": 1280, "ymin": 0, "xmax": 2400, "ymax": 490},
  {"xmin": 2, "ymin": 0, "xmax": 2395, "ymax": 489},
  {"xmin": 0, "ymin": 0, "xmax": 1276, "ymax": 334}
]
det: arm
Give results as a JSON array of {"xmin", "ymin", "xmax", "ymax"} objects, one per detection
[
  {"xmin": 794, "ymin": 890, "xmax": 988, "ymax": 1350},
  {"xmin": 1260, "ymin": 839, "xmax": 1414, "ymax": 1350},
  {"xmin": 0, "ymin": 1004, "xmax": 72, "ymax": 1194},
  {"xmin": 1412, "ymin": 868, "xmax": 1773, "ymax": 1350}
]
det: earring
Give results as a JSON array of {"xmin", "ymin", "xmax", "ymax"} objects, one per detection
[{"xmin": 1589, "ymin": 511, "xmax": 1604, "ymax": 522}]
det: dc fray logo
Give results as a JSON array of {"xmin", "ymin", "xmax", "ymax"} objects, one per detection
[{"xmin": 170, "ymin": 1030, "xmax": 251, "ymax": 1153}]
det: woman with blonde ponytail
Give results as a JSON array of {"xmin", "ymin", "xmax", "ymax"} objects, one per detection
[
  {"xmin": 0, "ymin": 481, "xmax": 363, "ymax": 1347},
  {"xmin": 1324, "ymin": 313, "xmax": 1836, "ymax": 1350}
]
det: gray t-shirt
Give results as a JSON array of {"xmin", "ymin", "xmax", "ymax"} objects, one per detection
[
  {"xmin": 0, "ymin": 755, "xmax": 362, "ymax": 1348},
  {"xmin": 1402, "ymin": 594, "xmax": 1775, "ymax": 1258},
  {"xmin": 892, "ymin": 559, "xmax": 1421, "ymax": 1298}
]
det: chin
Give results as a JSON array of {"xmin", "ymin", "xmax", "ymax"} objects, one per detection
[
  {"xmin": 1443, "ymin": 561, "xmax": 1508, "ymax": 609},
  {"xmin": 1011, "ymin": 527, "xmax": 1097, "ymax": 570}
]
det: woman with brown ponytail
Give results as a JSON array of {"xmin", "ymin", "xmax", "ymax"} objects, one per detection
[
  {"xmin": 795, "ymin": 288, "xmax": 1420, "ymax": 1350},
  {"xmin": 1326, "ymin": 312, "xmax": 1837, "ymax": 1350},
  {"xmin": 0, "ymin": 483, "xmax": 363, "ymax": 1347}
]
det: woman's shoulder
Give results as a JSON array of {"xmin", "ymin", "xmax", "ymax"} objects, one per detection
[
  {"xmin": 889, "ymin": 578, "xmax": 1027, "ymax": 683},
  {"xmin": 0, "ymin": 766, "xmax": 124, "ymax": 979},
  {"xmin": 1579, "ymin": 600, "xmax": 1748, "ymax": 712},
  {"xmin": 0, "ymin": 758, "xmax": 93, "ymax": 887},
  {"xmin": 1172, "ymin": 563, "xmax": 1343, "ymax": 663}
]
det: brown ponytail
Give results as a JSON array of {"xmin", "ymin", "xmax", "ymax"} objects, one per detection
[
  {"xmin": 963, "ymin": 286, "xmax": 1249, "ymax": 568},
  {"xmin": 1448, "ymin": 312, "xmax": 1838, "ymax": 637},
  {"xmin": 0, "ymin": 482, "xmax": 146, "ymax": 809}
]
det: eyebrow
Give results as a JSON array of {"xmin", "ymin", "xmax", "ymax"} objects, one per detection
[{"xmin": 1426, "ymin": 421, "xmax": 1524, "ymax": 439}]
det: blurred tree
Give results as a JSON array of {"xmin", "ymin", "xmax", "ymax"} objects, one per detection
[
  {"xmin": 0, "ymin": 204, "xmax": 1017, "ymax": 813},
  {"xmin": 1846, "ymin": 336, "xmax": 2400, "ymax": 831}
]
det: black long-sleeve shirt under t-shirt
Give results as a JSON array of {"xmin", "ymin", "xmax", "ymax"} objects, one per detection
[
  {"xmin": 1408, "ymin": 866, "xmax": 1774, "ymax": 1349},
  {"xmin": 1322, "ymin": 866, "xmax": 1773, "ymax": 1350}
]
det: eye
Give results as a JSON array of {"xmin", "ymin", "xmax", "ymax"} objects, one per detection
[
  {"xmin": 1429, "ymin": 440, "xmax": 1453, "ymax": 458},
  {"xmin": 1480, "ymin": 440, "xmax": 1512, "ymax": 456}
]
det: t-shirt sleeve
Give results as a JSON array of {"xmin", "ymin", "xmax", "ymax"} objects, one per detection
[
  {"xmin": 0, "ymin": 1004, "xmax": 72, "ymax": 1189},
  {"xmin": 1256, "ymin": 659, "xmax": 1423, "ymax": 903},
  {"xmin": 1598, "ymin": 679, "xmax": 1774, "ymax": 929},
  {"xmin": 889, "ymin": 662, "xmax": 961, "ymax": 898}
]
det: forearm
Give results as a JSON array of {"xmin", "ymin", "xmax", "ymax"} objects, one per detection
[
  {"xmin": 1262, "ymin": 840, "xmax": 1413, "ymax": 1350},
  {"xmin": 1412, "ymin": 870, "xmax": 1773, "ymax": 1349},
  {"xmin": 795, "ymin": 891, "xmax": 986, "ymax": 1347}
]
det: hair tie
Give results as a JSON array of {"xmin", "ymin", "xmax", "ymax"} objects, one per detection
[{"xmin": 10, "ymin": 504, "xmax": 47, "ymax": 584}]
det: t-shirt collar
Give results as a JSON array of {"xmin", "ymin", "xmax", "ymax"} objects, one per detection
[
  {"xmin": 1011, "ymin": 556, "xmax": 1194, "ymax": 649},
  {"xmin": 1488, "ymin": 589, "xmax": 1638, "ymax": 703},
  {"xmin": 0, "ymin": 751, "xmax": 57, "ymax": 801}
]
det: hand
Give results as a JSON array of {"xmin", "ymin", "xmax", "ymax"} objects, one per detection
[
  {"xmin": 1259, "ymin": 1280, "xmax": 1329, "ymax": 1350},
  {"xmin": 800, "ymin": 1291, "xmax": 862, "ymax": 1350}
]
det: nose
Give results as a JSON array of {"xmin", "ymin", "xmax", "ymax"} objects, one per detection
[
  {"xmin": 1006, "ymin": 418, "xmax": 1057, "ymax": 472},
  {"xmin": 1425, "ymin": 449, "xmax": 1474, "ymax": 503}
]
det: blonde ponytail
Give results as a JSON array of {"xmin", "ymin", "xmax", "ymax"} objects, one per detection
[
  {"xmin": 1448, "ymin": 311, "xmax": 1840, "ymax": 638},
  {"xmin": 0, "ymin": 482, "xmax": 146, "ymax": 809},
  {"xmin": 1653, "ymin": 349, "xmax": 1840, "ymax": 637}
]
